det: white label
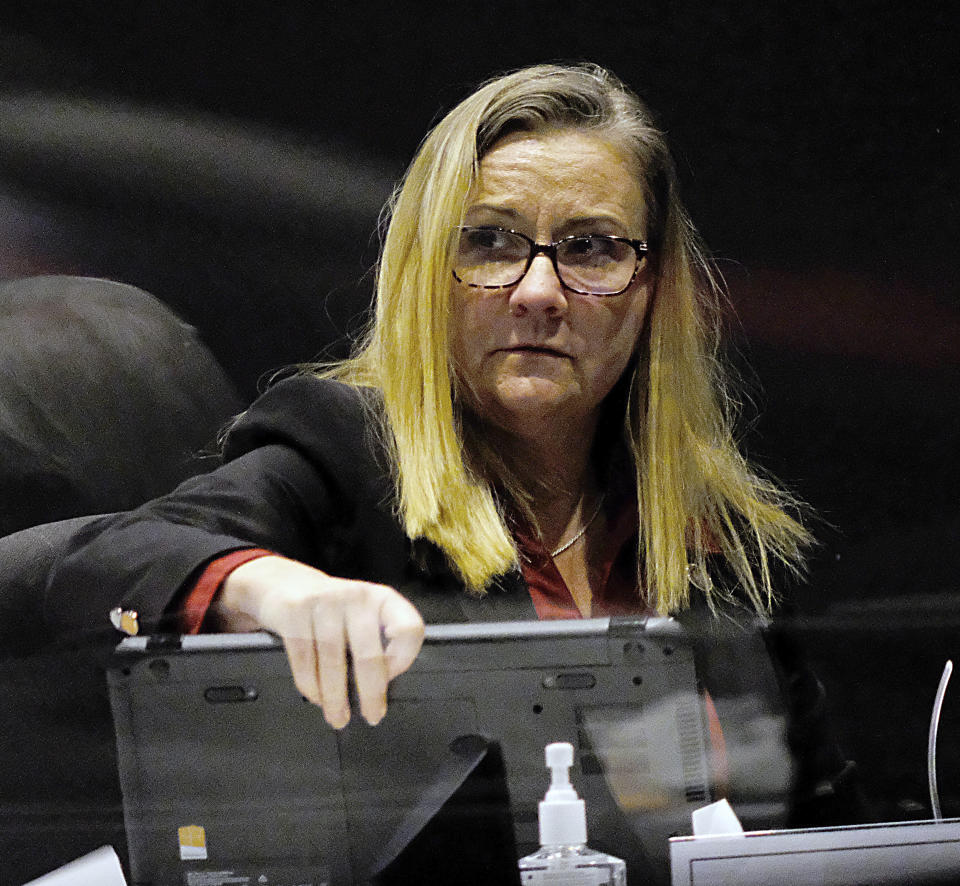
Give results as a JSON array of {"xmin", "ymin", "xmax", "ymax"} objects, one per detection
[
  {"xmin": 184, "ymin": 874, "xmax": 249, "ymax": 886},
  {"xmin": 520, "ymin": 867, "xmax": 609, "ymax": 885}
]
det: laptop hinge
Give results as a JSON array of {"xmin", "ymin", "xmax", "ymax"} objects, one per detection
[
  {"xmin": 607, "ymin": 615, "xmax": 651, "ymax": 636},
  {"xmin": 145, "ymin": 633, "xmax": 183, "ymax": 652}
]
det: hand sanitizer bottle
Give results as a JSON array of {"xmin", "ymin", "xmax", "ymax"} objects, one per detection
[{"xmin": 518, "ymin": 742, "xmax": 627, "ymax": 884}]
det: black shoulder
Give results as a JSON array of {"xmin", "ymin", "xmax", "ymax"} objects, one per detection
[{"xmin": 221, "ymin": 376, "xmax": 383, "ymax": 464}]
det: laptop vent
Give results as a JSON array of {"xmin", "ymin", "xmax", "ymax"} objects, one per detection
[{"xmin": 675, "ymin": 698, "xmax": 709, "ymax": 803}]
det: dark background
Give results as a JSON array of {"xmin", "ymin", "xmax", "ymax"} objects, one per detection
[{"xmin": 1, "ymin": 0, "xmax": 958, "ymax": 823}]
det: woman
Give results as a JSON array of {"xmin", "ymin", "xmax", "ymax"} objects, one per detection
[{"xmin": 48, "ymin": 63, "xmax": 810, "ymax": 734}]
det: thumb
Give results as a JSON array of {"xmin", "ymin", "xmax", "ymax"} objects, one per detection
[{"xmin": 379, "ymin": 593, "xmax": 425, "ymax": 680}]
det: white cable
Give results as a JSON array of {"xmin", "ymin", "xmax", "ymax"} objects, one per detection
[{"xmin": 928, "ymin": 659, "xmax": 953, "ymax": 821}]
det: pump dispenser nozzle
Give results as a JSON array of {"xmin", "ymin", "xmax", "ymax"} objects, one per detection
[{"xmin": 539, "ymin": 742, "xmax": 587, "ymax": 846}]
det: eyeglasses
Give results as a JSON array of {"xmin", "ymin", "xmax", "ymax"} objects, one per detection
[{"xmin": 452, "ymin": 226, "xmax": 649, "ymax": 296}]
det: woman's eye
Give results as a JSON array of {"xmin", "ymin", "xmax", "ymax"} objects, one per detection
[
  {"xmin": 473, "ymin": 229, "xmax": 503, "ymax": 250},
  {"xmin": 464, "ymin": 228, "xmax": 506, "ymax": 251},
  {"xmin": 564, "ymin": 236, "xmax": 616, "ymax": 260},
  {"xmin": 460, "ymin": 228, "xmax": 521, "ymax": 257}
]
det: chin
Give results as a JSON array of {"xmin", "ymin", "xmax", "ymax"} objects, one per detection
[
  {"xmin": 498, "ymin": 376, "xmax": 569, "ymax": 404},
  {"xmin": 486, "ymin": 380, "xmax": 584, "ymax": 426}
]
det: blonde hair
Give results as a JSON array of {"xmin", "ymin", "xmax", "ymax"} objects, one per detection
[{"xmin": 317, "ymin": 63, "xmax": 811, "ymax": 614}]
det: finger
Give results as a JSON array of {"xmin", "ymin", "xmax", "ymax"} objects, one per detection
[
  {"xmin": 313, "ymin": 603, "xmax": 351, "ymax": 729},
  {"xmin": 282, "ymin": 634, "xmax": 321, "ymax": 706},
  {"xmin": 380, "ymin": 594, "xmax": 425, "ymax": 680},
  {"xmin": 345, "ymin": 592, "xmax": 390, "ymax": 725}
]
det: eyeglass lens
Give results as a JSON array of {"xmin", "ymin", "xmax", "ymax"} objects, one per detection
[{"xmin": 455, "ymin": 228, "xmax": 639, "ymax": 295}]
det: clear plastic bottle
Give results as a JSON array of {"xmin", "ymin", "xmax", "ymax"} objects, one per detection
[{"xmin": 518, "ymin": 742, "xmax": 627, "ymax": 885}]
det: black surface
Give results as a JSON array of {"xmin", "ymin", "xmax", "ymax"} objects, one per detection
[{"xmin": 0, "ymin": 3, "xmax": 957, "ymax": 870}]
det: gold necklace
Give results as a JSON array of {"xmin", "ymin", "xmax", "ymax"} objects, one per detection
[{"xmin": 550, "ymin": 494, "xmax": 605, "ymax": 558}]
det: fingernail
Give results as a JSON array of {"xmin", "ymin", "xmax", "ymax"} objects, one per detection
[
  {"xmin": 327, "ymin": 706, "xmax": 351, "ymax": 729},
  {"xmin": 365, "ymin": 703, "xmax": 386, "ymax": 727}
]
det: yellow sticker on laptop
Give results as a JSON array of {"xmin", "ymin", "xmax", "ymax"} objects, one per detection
[{"xmin": 178, "ymin": 824, "xmax": 208, "ymax": 860}]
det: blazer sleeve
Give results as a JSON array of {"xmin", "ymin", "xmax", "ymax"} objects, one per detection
[{"xmin": 43, "ymin": 377, "xmax": 405, "ymax": 641}]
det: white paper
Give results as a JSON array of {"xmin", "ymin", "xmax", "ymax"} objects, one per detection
[
  {"xmin": 23, "ymin": 845, "xmax": 127, "ymax": 886},
  {"xmin": 691, "ymin": 798, "xmax": 745, "ymax": 837}
]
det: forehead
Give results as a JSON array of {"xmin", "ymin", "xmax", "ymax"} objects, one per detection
[{"xmin": 468, "ymin": 129, "xmax": 646, "ymax": 230}]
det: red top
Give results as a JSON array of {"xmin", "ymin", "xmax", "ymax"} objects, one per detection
[
  {"xmin": 178, "ymin": 547, "xmax": 274, "ymax": 634},
  {"xmin": 514, "ymin": 497, "xmax": 650, "ymax": 619}
]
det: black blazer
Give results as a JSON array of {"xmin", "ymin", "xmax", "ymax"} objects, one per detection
[{"xmin": 46, "ymin": 375, "xmax": 538, "ymax": 641}]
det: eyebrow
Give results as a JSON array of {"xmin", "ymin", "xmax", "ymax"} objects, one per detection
[
  {"xmin": 556, "ymin": 215, "xmax": 633, "ymax": 236},
  {"xmin": 463, "ymin": 204, "xmax": 521, "ymax": 221},
  {"xmin": 463, "ymin": 206, "xmax": 635, "ymax": 237}
]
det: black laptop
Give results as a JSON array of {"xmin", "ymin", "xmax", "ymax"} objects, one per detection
[{"xmin": 107, "ymin": 616, "xmax": 711, "ymax": 885}]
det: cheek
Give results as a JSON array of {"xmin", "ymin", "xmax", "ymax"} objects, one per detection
[
  {"xmin": 590, "ymin": 289, "xmax": 652, "ymax": 378},
  {"xmin": 625, "ymin": 285, "xmax": 653, "ymax": 349},
  {"xmin": 450, "ymin": 294, "xmax": 490, "ymax": 375}
]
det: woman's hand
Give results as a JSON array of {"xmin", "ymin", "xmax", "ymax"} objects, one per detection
[{"xmin": 216, "ymin": 555, "xmax": 425, "ymax": 729}]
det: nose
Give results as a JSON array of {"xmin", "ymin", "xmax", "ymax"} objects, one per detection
[{"xmin": 508, "ymin": 254, "xmax": 568, "ymax": 317}]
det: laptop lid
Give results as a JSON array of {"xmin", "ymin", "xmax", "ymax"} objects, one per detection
[{"xmin": 107, "ymin": 615, "xmax": 711, "ymax": 885}]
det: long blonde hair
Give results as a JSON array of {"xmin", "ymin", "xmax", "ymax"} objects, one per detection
[{"xmin": 318, "ymin": 63, "xmax": 811, "ymax": 614}]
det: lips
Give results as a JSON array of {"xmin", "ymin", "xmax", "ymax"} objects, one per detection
[{"xmin": 501, "ymin": 344, "xmax": 570, "ymax": 358}]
